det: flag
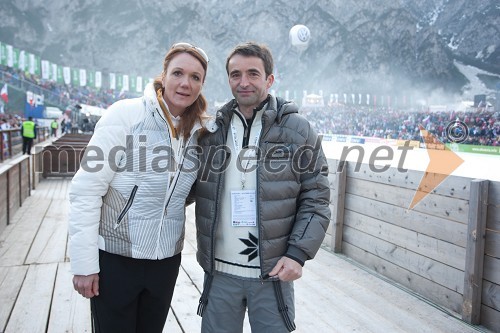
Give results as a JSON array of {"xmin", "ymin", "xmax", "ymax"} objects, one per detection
[
  {"xmin": 0, "ymin": 84, "xmax": 8, "ymax": 103},
  {"xmin": 109, "ymin": 73, "xmax": 116, "ymax": 90},
  {"xmin": 136, "ymin": 76, "xmax": 142, "ymax": 92},
  {"xmin": 41, "ymin": 60, "xmax": 50, "ymax": 80},
  {"xmin": 63, "ymin": 67, "xmax": 71, "ymax": 85},
  {"xmin": 122, "ymin": 74, "xmax": 130, "ymax": 91},
  {"xmin": 79, "ymin": 69, "xmax": 87, "ymax": 86},
  {"xmin": 95, "ymin": 71, "xmax": 102, "ymax": 88},
  {"xmin": 71, "ymin": 68, "xmax": 79, "ymax": 86},
  {"xmin": 28, "ymin": 53, "xmax": 36, "ymax": 74}
]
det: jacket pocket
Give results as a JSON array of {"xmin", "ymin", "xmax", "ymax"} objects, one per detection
[{"xmin": 115, "ymin": 185, "xmax": 139, "ymax": 229}]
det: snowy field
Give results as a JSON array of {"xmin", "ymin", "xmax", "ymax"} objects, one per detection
[
  {"xmin": 318, "ymin": 60, "xmax": 500, "ymax": 182},
  {"xmin": 322, "ymin": 141, "xmax": 500, "ymax": 182}
]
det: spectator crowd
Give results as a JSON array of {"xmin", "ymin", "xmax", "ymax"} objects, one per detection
[
  {"xmin": 1, "ymin": 64, "xmax": 498, "ymax": 147},
  {"xmin": 0, "ymin": 64, "xmax": 139, "ymax": 112},
  {"xmin": 301, "ymin": 106, "xmax": 499, "ymax": 146}
]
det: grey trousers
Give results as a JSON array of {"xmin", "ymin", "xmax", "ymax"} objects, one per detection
[{"xmin": 201, "ymin": 272, "xmax": 295, "ymax": 333}]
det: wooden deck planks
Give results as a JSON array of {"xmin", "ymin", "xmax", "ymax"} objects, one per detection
[
  {"xmin": 25, "ymin": 196, "xmax": 69, "ymax": 265},
  {"xmin": 169, "ymin": 264, "xmax": 202, "ymax": 332},
  {"xmin": 47, "ymin": 262, "xmax": 92, "ymax": 333},
  {"xmin": 0, "ymin": 179, "xmax": 491, "ymax": 332},
  {"xmin": 162, "ymin": 312, "xmax": 183, "ymax": 333},
  {"xmin": 0, "ymin": 196, "xmax": 52, "ymax": 267},
  {"xmin": 4, "ymin": 263, "xmax": 58, "ymax": 333},
  {"xmin": 310, "ymin": 249, "xmax": 480, "ymax": 333},
  {"xmin": 0, "ymin": 265, "xmax": 29, "ymax": 332}
]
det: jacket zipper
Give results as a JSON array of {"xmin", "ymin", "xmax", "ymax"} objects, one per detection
[
  {"xmin": 153, "ymin": 107, "xmax": 193, "ymax": 258},
  {"xmin": 115, "ymin": 185, "xmax": 139, "ymax": 229},
  {"xmin": 210, "ymin": 117, "xmax": 229, "ymax": 274},
  {"xmin": 300, "ymin": 214, "xmax": 315, "ymax": 239},
  {"xmin": 251, "ymin": 107, "xmax": 276, "ymax": 279},
  {"xmin": 163, "ymin": 134, "xmax": 192, "ymax": 210},
  {"xmin": 257, "ymin": 113, "xmax": 270, "ymax": 279}
]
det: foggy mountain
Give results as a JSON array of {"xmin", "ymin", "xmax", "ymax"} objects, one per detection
[{"xmin": 1, "ymin": 0, "xmax": 499, "ymax": 103}]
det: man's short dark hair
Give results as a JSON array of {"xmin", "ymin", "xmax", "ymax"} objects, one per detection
[{"xmin": 226, "ymin": 42, "xmax": 274, "ymax": 78}]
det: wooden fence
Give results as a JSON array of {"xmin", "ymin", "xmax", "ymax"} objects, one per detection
[
  {"xmin": 326, "ymin": 159, "xmax": 500, "ymax": 332},
  {"xmin": 0, "ymin": 133, "xmax": 89, "ymax": 235},
  {"xmin": 38, "ymin": 134, "xmax": 91, "ymax": 178},
  {"xmin": 0, "ymin": 155, "xmax": 31, "ymax": 235},
  {"xmin": 1, "ymin": 127, "xmax": 50, "ymax": 162}
]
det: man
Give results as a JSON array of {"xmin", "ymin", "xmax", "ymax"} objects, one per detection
[
  {"xmin": 61, "ymin": 118, "xmax": 66, "ymax": 134},
  {"xmin": 195, "ymin": 42, "xmax": 331, "ymax": 332},
  {"xmin": 65, "ymin": 119, "xmax": 72, "ymax": 133},
  {"xmin": 50, "ymin": 118, "xmax": 58, "ymax": 137},
  {"xmin": 1, "ymin": 118, "xmax": 10, "ymax": 158},
  {"xmin": 21, "ymin": 116, "xmax": 37, "ymax": 155}
]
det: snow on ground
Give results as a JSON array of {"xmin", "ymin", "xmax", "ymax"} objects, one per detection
[
  {"xmin": 322, "ymin": 141, "xmax": 500, "ymax": 182},
  {"xmin": 454, "ymin": 60, "xmax": 500, "ymax": 100}
]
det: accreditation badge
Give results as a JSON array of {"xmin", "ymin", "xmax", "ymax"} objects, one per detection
[{"xmin": 231, "ymin": 190, "xmax": 257, "ymax": 227}]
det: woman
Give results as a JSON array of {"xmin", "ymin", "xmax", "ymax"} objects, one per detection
[{"xmin": 68, "ymin": 42, "xmax": 210, "ymax": 333}]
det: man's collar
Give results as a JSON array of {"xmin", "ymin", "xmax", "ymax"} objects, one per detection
[
  {"xmin": 253, "ymin": 95, "xmax": 271, "ymax": 113},
  {"xmin": 233, "ymin": 94, "xmax": 271, "ymax": 114}
]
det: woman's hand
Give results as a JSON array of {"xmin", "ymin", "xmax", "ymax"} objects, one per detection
[{"xmin": 73, "ymin": 274, "xmax": 100, "ymax": 298}]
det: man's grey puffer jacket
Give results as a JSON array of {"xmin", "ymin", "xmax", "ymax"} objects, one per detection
[{"xmin": 195, "ymin": 95, "xmax": 331, "ymax": 278}]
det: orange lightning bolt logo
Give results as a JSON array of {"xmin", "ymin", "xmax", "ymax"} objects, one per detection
[{"xmin": 408, "ymin": 125, "xmax": 465, "ymax": 210}]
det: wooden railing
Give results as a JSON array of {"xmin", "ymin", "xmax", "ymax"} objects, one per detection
[
  {"xmin": 0, "ymin": 155, "xmax": 31, "ymax": 235},
  {"xmin": 0, "ymin": 132, "xmax": 90, "ymax": 235},
  {"xmin": 0, "ymin": 127, "xmax": 50, "ymax": 162},
  {"xmin": 38, "ymin": 134, "xmax": 91, "ymax": 178},
  {"xmin": 326, "ymin": 159, "xmax": 500, "ymax": 332}
]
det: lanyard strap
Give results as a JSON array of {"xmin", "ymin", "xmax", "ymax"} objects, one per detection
[{"xmin": 230, "ymin": 117, "xmax": 261, "ymax": 189}]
